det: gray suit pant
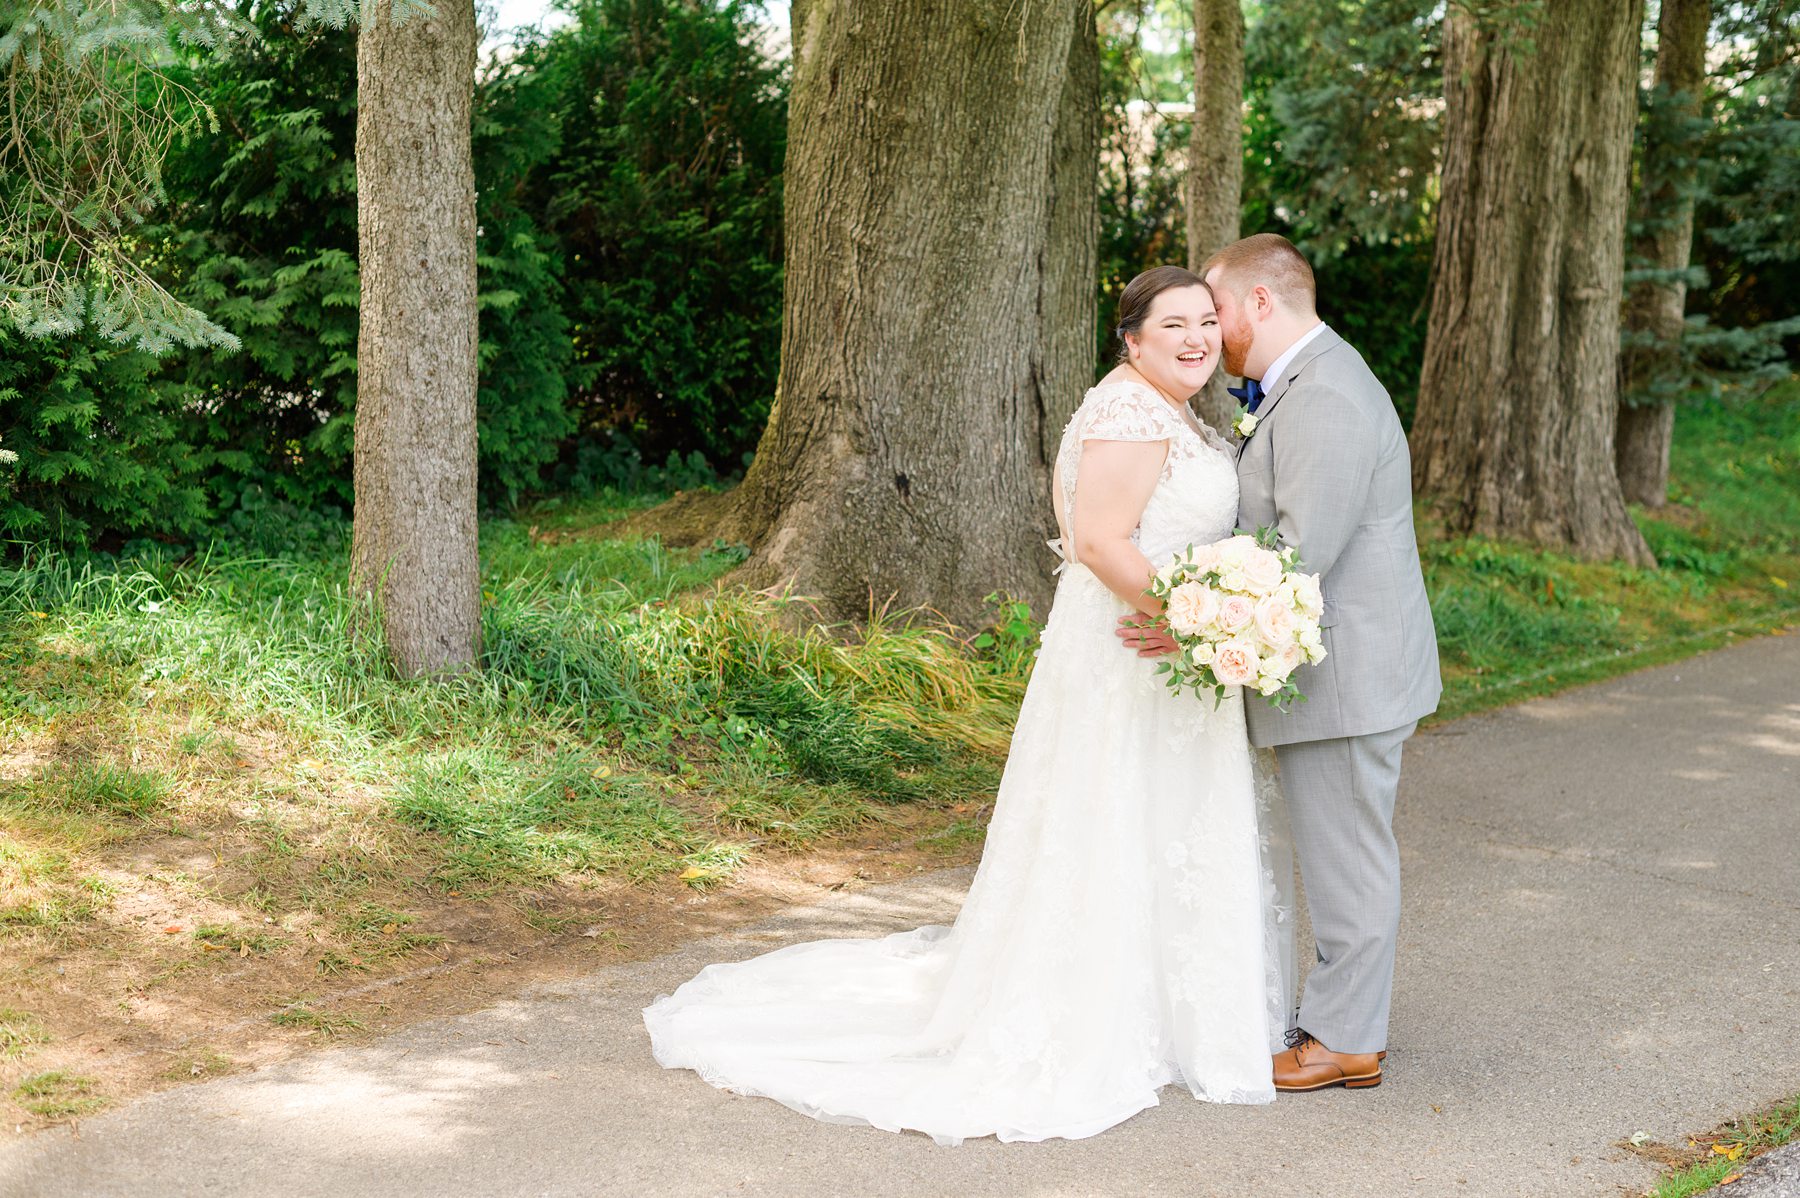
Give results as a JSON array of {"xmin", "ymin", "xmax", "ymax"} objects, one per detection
[{"xmin": 1274, "ymin": 720, "xmax": 1415, "ymax": 1055}]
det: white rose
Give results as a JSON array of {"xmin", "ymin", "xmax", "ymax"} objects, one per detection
[
  {"xmin": 1188, "ymin": 640, "xmax": 1217, "ymax": 667},
  {"xmin": 1165, "ymin": 582, "xmax": 1223, "ymax": 636},
  {"xmin": 1217, "ymin": 594, "xmax": 1256, "ymax": 634},
  {"xmin": 1255, "ymin": 673, "xmax": 1285, "ymax": 697},
  {"xmin": 1241, "ymin": 547, "xmax": 1285, "ymax": 595},
  {"xmin": 1211, "ymin": 640, "xmax": 1259, "ymax": 687},
  {"xmin": 1293, "ymin": 572, "xmax": 1325, "ymax": 620},
  {"xmin": 1253, "ymin": 596, "xmax": 1296, "ymax": 647},
  {"xmin": 1271, "ymin": 640, "xmax": 1306, "ymax": 679},
  {"xmin": 1217, "ymin": 534, "xmax": 1259, "ymax": 564}
]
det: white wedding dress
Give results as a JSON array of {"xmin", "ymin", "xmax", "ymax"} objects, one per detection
[{"xmin": 643, "ymin": 380, "xmax": 1296, "ymax": 1145}]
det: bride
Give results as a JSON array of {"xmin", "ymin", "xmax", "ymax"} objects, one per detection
[{"xmin": 643, "ymin": 265, "xmax": 1295, "ymax": 1146}]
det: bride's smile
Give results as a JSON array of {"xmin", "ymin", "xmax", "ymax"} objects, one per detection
[{"xmin": 1112, "ymin": 282, "xmax": 1223, "ymax": 405}]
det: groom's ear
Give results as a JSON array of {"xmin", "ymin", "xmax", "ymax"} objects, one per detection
[{"xmin": 1249, "ymin": 284, "xmax": 1277, "ymax": 319}]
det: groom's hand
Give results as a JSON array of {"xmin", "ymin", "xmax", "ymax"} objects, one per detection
[{"xmin": 1116, "ymin": 615, "xmax": 1178, "ymax": 658}]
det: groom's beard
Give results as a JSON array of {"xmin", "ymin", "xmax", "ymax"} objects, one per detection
[{"xmin": 1221, "ymin": 320, "xmax": 1253, "ymax": 378}]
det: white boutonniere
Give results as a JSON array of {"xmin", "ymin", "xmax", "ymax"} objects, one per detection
[{"xmin": 1232, "ymin": 407, "xmax": 1259, "ymax": 439}]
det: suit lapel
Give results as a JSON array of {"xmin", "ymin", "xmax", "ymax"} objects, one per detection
[{"xmin": 1233, "ymin": 326, "xmax": 1343, "ymax": 459}]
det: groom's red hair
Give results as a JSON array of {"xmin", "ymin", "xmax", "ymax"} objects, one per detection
[{"xmin": 1202, "ymin": 234, "xmax": 1317, "ymax": 314}]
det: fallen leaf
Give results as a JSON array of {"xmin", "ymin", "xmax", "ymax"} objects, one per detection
[
  {"xmin": 163, "ymin": 926, "xmax": 182, "ymax": 934},
  {"xmin": 1721, "ymin": 1173, "xmax": 1742, "ymax": 1185},
  {"xmin": 1771, "ymin": 576, "xmax": 1788, "ymax": 589},
  {"xmin": 590, "ymin": 765, "xmax": 612, "ymax": 779},
  {"xmin": 678, "ymin": 867, "xmax": 710, "ymax": 881},
  {"xmin": 238, "ymin": 943, "xmax": 250, "ymax": 957},
  {"xmin": 380, "ymin": 923, "xmax": 397, "ymax": 935}
]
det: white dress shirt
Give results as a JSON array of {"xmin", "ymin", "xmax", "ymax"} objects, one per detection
[{"xmin": 1260, "ymin": 321, "xmax": 1328, "ymax": 392}]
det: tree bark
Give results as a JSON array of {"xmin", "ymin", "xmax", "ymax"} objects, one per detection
[
  {"xmin": 1618, "ymin": 0, "xmax": 1711, "ymax": 508},
  {"xmin": 1186, "ymin": 0, "xmax": 1246, "ymax": 435},
  {"xmin": 350, "ymin": 0, "xmax": 482, "ymax": 675},
  {"xmin": 723, "ymin": 0, "xmax": 1097, "ymax": 627},
  {"xmin": 1411, "ymin": 0, "xmax": 1655, "ymax": 566}
]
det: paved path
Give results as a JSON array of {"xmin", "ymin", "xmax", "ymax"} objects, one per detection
[{"xmin": 5, "ymin": 634, "xmax": 1799, "ymax": 1198}]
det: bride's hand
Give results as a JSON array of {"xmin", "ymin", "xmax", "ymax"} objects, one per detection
[{"xmin": 1116, "ymin": 614, "xmax": 1179, "ymax": 658}]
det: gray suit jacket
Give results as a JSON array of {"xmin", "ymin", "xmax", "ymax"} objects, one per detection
[{"xmin": 1235, "ymin": 326, "xmax": 1441, "ymax": 748}]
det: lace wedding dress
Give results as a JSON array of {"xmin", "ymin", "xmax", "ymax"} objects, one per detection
[{"xmin": 644, "ymin": 380, "xmax": 1296, "ymax": 1145}]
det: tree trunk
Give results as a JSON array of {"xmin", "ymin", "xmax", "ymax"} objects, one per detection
[
  {"xmin": 350, "ymin": 0, "xmax": 482, "ymax": 675},
  {"xmin": 1186, "ymin": 0, "xmax": 1245, "ymax": 435},
  {"xmin": 1618, "ymin": 0, "xmax": 1710, "ymax": 508},
  {"xmin": 1411, "ymin": 0, "xmax": 1655, "ymax": 566},
  {"xmin": 724, "ymin": 0, "xmax": 1097, "ymax": 627}
]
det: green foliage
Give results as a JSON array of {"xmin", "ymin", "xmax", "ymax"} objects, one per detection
[
  {"xmin": 472, "ymin": 35, "xmax": 576, "ymax": 506},
  {"xmin": 1242, "ymin": 0, "xmax": 1441, "ymax": 255},
  {"xmin": 1689, "ymin": 9, "xmax": 1798, "ymax": 373},
  {"xmin": 156, "ymin": 9, "xmax": 362, "ymax": 514},
  {"xmin": 1626, "ymin": 5, "xmax": 1799, "ymax": 409},
  {"xmin": 971, "ymin": 592, "xmax": 1042, "ymax": 678},
  {"xmin": 514, "ymin": 0, "xmax": 786, "ymax": 467},
  {"xmin": 0, "ymin": 327, "xmax": 210, "ymax": 543},
  {"xmin": 0, "ymin": 0, "xmax": 249, "ymax": 350},
  {"xmin": 158, "ymin": 5, "xmax": 573, "ymax": 512},
  {"xmin": 1241, "ymin": 0, "xmax": 1440, "ymax": 412},
  {"xmin": 3, "ymin": 0, "xmax": 581, "ymax": 546}
]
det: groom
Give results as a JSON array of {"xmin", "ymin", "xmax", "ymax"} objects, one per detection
[{"xmin": 1123, "ymin": 234, "xmax": 1441, "ymax": 1091}]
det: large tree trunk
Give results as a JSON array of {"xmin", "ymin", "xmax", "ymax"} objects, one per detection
[
  {"xmin": 1185, "ymin": 0, "xmax": 1245, "ymax": 435},
  {"xmin": 350, "ymin": 0, "xmax": 481, "ymax": 675},
  {"xmin": 723, "ymin": 1, "xmax": 1097, "ymax": 627},
  {"xmin": 1411, "ymin": 0, "xmax": 1655, "ymax": 566},
  {"xmin": 1618, "ymin": 0, "xmax": 1711, "ymax": 508}
]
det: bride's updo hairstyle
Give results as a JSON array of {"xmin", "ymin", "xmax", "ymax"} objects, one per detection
[{"xmin": 1114, "ymin": 265, "xmax": 1211, "ymax": 362}]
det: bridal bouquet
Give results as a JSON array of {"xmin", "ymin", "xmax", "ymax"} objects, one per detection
[{"xmin": 1143, "ymin": 528, "xmax": 1326, "ymax": 710}]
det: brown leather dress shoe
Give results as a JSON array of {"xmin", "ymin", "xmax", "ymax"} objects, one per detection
[{"xmin": 1272, "ymin": 1029, "xmax": 1385, "ymax": 1092}]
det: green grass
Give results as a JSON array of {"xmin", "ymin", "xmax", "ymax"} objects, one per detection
[
  {"xmin": 267, "ymin": 1003, "xmax": 364, "ymax": 1037},
  {"xmin": 0, "ymin": 481, "xmax": 1022, "ymax": 942},
  {"xmin": 10, "ymin": 1070, "xmax": 106, "ymax": 1119},
  {"xmin": 15, "ymin": 761, "xmax": 172, "ymax": 819},
  {"xmin": 192, "ymin": 923, "xmax": 285, "ymax": 955},
  {"xmin": 0, "ymin": 1007, "xmax": 49, "ymax": 1059},
  {"xmin": 1422, "ymin": 383, "xmax": 1800, "ymax": 719},
  {"xmin": 0, "ymin": 384, "xmax": 1793, "ymax": 946},
  {"xmin": 1646, "ymin": 1092, "xmax": 1800, "ymax": 1196}
]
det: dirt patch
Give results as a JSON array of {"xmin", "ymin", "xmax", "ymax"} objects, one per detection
[{"xmin": 0, "ymin": 796, "xmax": 985, "ymax": 1139}]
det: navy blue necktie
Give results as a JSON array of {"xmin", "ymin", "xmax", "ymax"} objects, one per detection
[{"xmin": 1227, "ymin": 378, "xmax": 1265, "ymax": 413}]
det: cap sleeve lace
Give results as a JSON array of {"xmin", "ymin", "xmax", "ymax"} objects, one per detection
[{"xmin": 1079, "ymin": 383, "xmax": 1187, "ymax": 443}]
